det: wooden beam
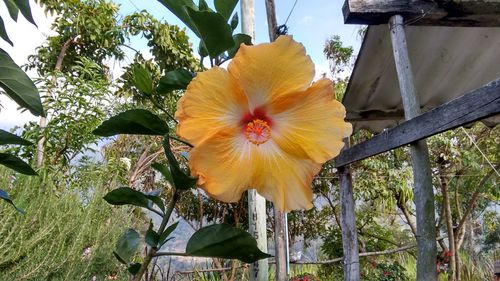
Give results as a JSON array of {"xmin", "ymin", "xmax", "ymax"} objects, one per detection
[
  {"xmin": 343, "ymin": 0, "xmax": 500, "ymax": 26},
  {"xmin": 335, "ymin": 78, "xmax": 500, "ymax": 168}
]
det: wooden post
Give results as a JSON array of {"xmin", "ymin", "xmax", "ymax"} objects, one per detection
[
  {"xmin": 389, "ymin": 15, "xmax": 437, "ymax": 281},
  {"xmin": 338, "ymin": 139, "xmax": 360, "ymax": 281},
  {"xmin": 242, "ymin": 1, "xmax": 269, "ymax": 280},
  {"xmin": 264, "ymin": 1, "xmax": 288, "ymax": 280}
]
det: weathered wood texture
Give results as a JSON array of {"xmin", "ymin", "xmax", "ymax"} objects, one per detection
[
  {"xmin": 343, "ymin": 0, "xmax": 500, "ymax": 26},
  {"xmin": 389, "ymin": 15, "xmax": 437, "ymax": 281},
  {"xmin": 335, "ymin": 77, "xmax": 500, "ymax": 167},
  {"xmin": 338, "ymin": 150, "xmax": 360, "ymax": 281}
]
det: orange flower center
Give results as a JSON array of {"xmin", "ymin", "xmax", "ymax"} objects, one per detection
[{"xmin": 244, "ymin": 119, "xmax": 271, "ymax": 145}]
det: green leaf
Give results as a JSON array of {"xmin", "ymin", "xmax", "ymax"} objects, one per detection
[
  {"xmin": 198, "ymin": 0, "xmax": 209, "ymax": 11},
  {"xmin": 127, "ymin": 263, "xmax": 141, "ymax": 275},
  {"xmin": 230, "ymin": 12, "xmax": 238, "ymax": 30},
  {"xmin": 13, "ymin": 0, "xmax": 36, "ymax": 26},
  {"xmin": 151, "ymin": 162, "xmax": 174, "ymax": 188},
  {"xmin": 0, "ymin": 17, "xmax": 13, "ymax": 46},
  {"xmin": 0, "ymin": 48, "xmax": 44, "ymax": 116},
  {"xmin": 156, "ymin": 69, "xmax": 193, "ymax": 94},
  {"xmin": 0, "ymin": 153, "xmax": 36, "ymax": 175},
  {"xmin": 113, "ymin": 251, "xmax": 127, "ymax": 264},
  {"xmin": 0, "ymin": 189, "xmax": 25, "ymax": 213},
  {"xmin": 0, "ymin": 129, "xmax": 32, "ymax": 146},
  {"xmin": 93, "ymin": 109, "xmax": 169, "ymax": 137},
  {"xmin": 186, "ymin": 8, "xmax": 234, "ymax": 58},
  {"xmin": 115, "ymin": 228, "xmax": 140, "ymax": 263},
  {"xmin": 132, "ymin": 65, "xmax": 154, "ymax": 96},
  {"xmin": 144, "ymin": 190, "xmax": 165, "ymax": 212},
  {"xmin": 186, "ymin": 224, "xmax": 271, "ymax": 263},
  {"xmin": 227, "ymin": 33, "xmax": 252, "ymax": 59},
  {"xmin": 145, "ymin": 221, "xmax": 160, "ymax": 247},
  {"xmin": 198, "ymin": 41, "xmax": 208, "ymax": 59},
  {"xmin": 104, "ymin": 187, "xmax": 149, "ymax": 208},
  {"xmin": 159, "ymin": 221, "xmax": 179, "ymax": 246},
  {"xmin": 157, "ymin": 0, "xmax": 198, "ymax": 35},
  {"xmin": 214, "ymin": 0, "xmax": 238, "ymax": 21},
  {"xmin": 4, "ymin": 0, "xmax": 19, "ymax": 21},
  {"xmin": 162, "ymin": 136, "xmax": 197, "ymax": 190}
]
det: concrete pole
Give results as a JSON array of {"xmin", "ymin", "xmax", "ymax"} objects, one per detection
[
  {"xmin": 241, "ymin": 1, "xmax": 269, "ymax": 281},
  {"xmin": 389, "ymin": 15, "xmax": 437, "ymax": 281}
]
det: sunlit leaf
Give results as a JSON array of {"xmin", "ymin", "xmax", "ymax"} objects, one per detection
[
  {"xmin": 186, "ymin": 224, "xmax": 271, "ymax": 263},
  {"xmin": 0, "ymin": 48, "xmax": 44, "ymax": 116},
  {"xmin": 93, "ymin": 109, "xmax": 169, "ymax": 137},
  {"xmin": 157, "ymin": 0, "xmax": 198, "ymax": 35},
  {"xmin": 156, "ymin": 69, "xmax": 193, "ymax": 94},
  {"xmin": 0, "ymin": 129, "xmax": 32, "ymax": 146},
  {"xmin": 186, "ymin": 8, "xmax": 234, "ymax": 58},
  {"xmin": 132, "ymin": 65, "xmax": 154, "ymax": 96},
  {"xmin": 0, "ymin": 153, "xmax": 36, "ymax": 175},
  {"xmin": 115, "ymin": 228, "xmax": 140, "ymax": 263}
]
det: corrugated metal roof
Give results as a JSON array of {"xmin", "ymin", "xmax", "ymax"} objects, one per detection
[{"xmin": 343, "ymin": 25, "xmax": 500, "ymax": 133}]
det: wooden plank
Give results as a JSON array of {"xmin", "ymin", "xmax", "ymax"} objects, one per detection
[
  {"xmin": 335, "ymin": 78, "xmax": 500, "ymax": 168},
  {"xmin": 343, "ymin": 0, "xmax": 500, "ymax": 26},
  {"xmin": 389, "ymin": 15, "xmax": 437, "ymax": 281},
  {"xmin": 338, "ymin": 140, "xmax": 360, "ymax": 281}
]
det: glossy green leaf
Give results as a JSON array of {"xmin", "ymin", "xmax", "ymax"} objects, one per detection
[
  {"xmin": 115, "ymin": 228, "xmax": 140, "ymax": 263},
  {"xmin": 227, "ymin": 33, "xmax": 252, "ymax": 59},
  {"xmin": 0, "ymin": 48, "xmax": 44, "ymax": 116},
  {"xmin": 0, "ymin": 189, "xmax": 25, "ymax": 213},
  {"xmin": 157, "ymin": 0, "xmax": 198, "ymax": 35},
  {"xmin": 198, "ymin": 0, "xmax": 209, "ymax": 11},
  {"xmin": 104, "ymin": 187, "xmax": 150, "ymax": 208},
  {"xmin": 186, "ymin": 8, "xmax": 234, "ymax": 58},
  {"xmin": 145, "ymin": 221, "xmax": 159, "ymax": 247},
  {"xmin": 162, "ymin": 136, "xmax": 197, "ymax": 190},
  {"xmin": 127, "ymin": 263, "xmax": 141, "ymax": 275},
  {"xmin": 156, "ymin": 69, "xmax": 193, "ymax": 94},
  {"xmin": 230, "ymin": 12, "xmax": 238, "ymax": 30},
  {"xmin": 151, "ymin": 162, "xmax": 174, "ymax": 188},
  {"xmin": 93, "ymin": 109, "xmax": 169, "ymax": 136},
  {"xmin": 0, "ymin": 153, "xmax": 36, "ymax": 175},
  {"xmin": 13, "ymin": 0, "xmax": 36, "ymax": 26},
  {"xmin": 214, "ymin": 0, "xmax": 238, "ymax": 20},
  {"xmin": 132, "ymin": 65, "xmax": 154, "ymax": 95},
  {"xmin": 144, "ymin": 190, "xmax": 165, "ymax": 212},
  {"xmin": 0, "ymin": 129, "xmax": 32, "ymax": 146},
  {"xmin": 0, "ymin": 17, "xmax": 13, "ymax": 46},
  {"xmin": 186, "ymin": 224, "xmax": 271, "ymax": 263},
  {"xmin": 4, "ymin": 0, "xmax": 19, "ymax": 21},
  {"xmin": 159, "ymin": 221, "xmax": 179, "ymax": 246}
]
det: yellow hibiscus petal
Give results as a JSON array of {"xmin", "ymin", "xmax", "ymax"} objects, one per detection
[
  {"xmin": 270, "ymin": 78, "xmax": 353, "ymax": 163},
  {"xmin": 189, "ymin": 128, "xmax": 253, "ymax": 203},
  {"xmin": 228, "ymin": 35, "xmax": 315, "ymax": 109},
  {"xmin": 249, "ymin": 141, "xmax": 320, "ymax": 212},
  {"xmin": 175, "ymin": 67, "xmax": 248, "ymax": 146}
]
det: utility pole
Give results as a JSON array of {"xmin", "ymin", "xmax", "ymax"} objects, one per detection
[{"xmin": 242, "ymin": 1, "xmax": 269, "ymax": 280}]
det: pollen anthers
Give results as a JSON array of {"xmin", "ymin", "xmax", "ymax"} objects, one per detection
[{"xmin": 244, "ymin": 119, "xmax": 271, "ymax": 145}]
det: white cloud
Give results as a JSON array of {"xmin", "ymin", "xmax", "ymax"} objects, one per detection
[{"xmin": 299, "ymin": 16, "xmax": 313, "ymax": 25}]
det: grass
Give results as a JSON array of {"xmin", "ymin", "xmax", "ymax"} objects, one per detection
[{"xmin": 0, "ymin": 166, "xmax": 134, "ymax": 281}]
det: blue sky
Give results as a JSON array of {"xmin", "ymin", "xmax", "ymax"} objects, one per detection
[{"xmin": 0, "ymin": 0, "xmax": 362, "ymax": 130}]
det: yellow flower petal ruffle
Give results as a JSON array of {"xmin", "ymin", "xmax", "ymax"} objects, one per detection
[
  {"xmin": 270, "ymin": 78, "xmax": 353, "ymax": 163},
  {"xmin": 189, "ymin": 129, "xmax": 320, "ymax": 212},
  {"xmin": 175, "ymin": 67, "xmax": 248, "ymax": 146},
  {"xmin": 228, "ymin": 36, "xmax": 315, "ymax": 109}
]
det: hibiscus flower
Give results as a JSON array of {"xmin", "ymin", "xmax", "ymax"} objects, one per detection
[{"xmin": 175, "ymin": 36, "xmax": 352, "ymax": 211}]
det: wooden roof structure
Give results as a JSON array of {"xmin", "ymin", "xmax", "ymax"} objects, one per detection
[{"xmin": 335, "ymin": 1, "xmax": 500, "ymax": 281}]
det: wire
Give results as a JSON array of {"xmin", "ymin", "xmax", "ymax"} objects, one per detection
[
  {"xmin": 283, "ymin": 0, "xmax": 299, "ymax": 26},
  {"xmin": 460, "ymin": 127, "xmax": 500, "ymax": 177}
]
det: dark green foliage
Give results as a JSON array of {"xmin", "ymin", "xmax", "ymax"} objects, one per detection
[
  {"xmin": 93, "ymin": 109, "xmax": 169, "ymax": 137},
  {"xmin": 114, "ymin": 228, "xmax": 141, "ymax": 263},
  {"xmin": 157, "ymin": 68, "xmax": 194, "ymax": 94},
  {"xmin": 0, "ymin": 153, "xmax": 36, "ymax": 175},
  {"xmin": 186, "ymin": 224, "xmax": 271, "ymax": 263}
]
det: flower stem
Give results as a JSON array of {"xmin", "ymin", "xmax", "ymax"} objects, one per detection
[{"xmin": 131, "ymin": 188, "xmax": 180, "ymax": 281}]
